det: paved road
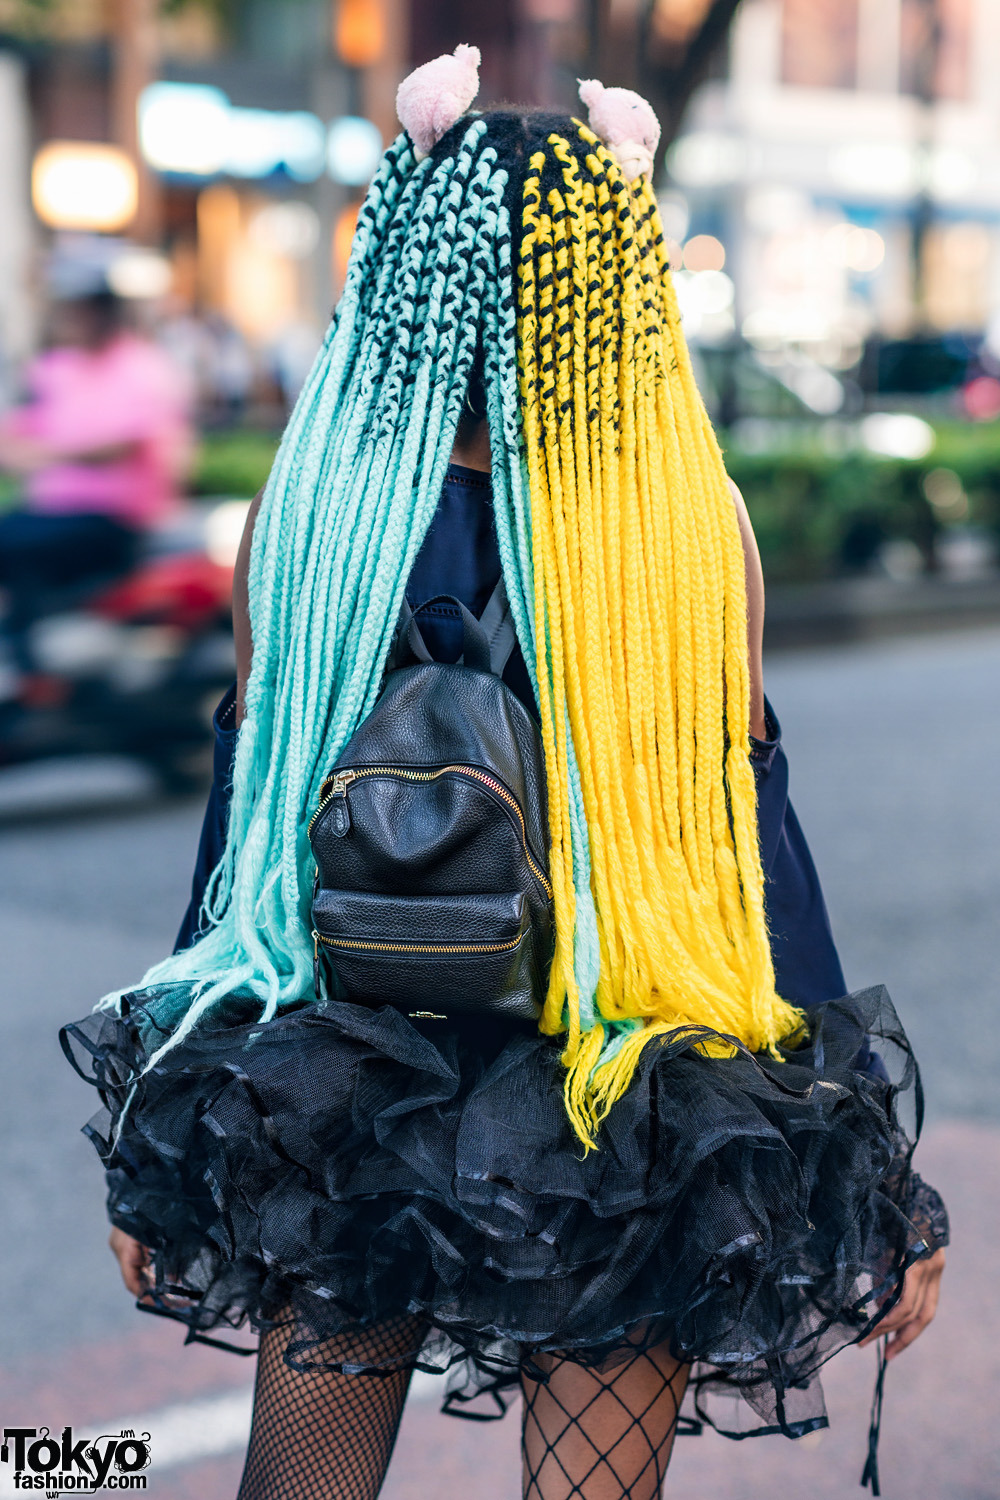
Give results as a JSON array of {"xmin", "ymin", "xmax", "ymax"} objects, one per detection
[{"xmin": 1, "ymin": 628, "xmax": 997, "ymax": 1497}]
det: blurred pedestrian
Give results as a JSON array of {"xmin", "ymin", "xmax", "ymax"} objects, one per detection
[
  {"xmin": 204, "ymin": 313, "xmax": 254, "ymax": 428},
  {"xmin": 155, "ymin": 296, "xmax": 216, "ymax": 420},
  {"xmin": 0, "ymin": 284, "xmax": 192, "ymax": 682},
  {"xmin": 63, "ymin": 56, "xmax": 946, "ymax": 1500},
  {"xmin": 267, "ymin": 317, "xmax": 322, "ymax": 411}
]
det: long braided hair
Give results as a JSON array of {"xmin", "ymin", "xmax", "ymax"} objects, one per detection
[
  {"xmin": 111, "ymin": 111, "xmax": 803, "ymax": 1147},
  {"xmin": 517, "ymin": 124, "xmax": 803, "ymax": 1140}
]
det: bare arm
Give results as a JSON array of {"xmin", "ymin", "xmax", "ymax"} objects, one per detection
[
  {"xmin": 858, "ymin": 1247, "xmax": 946, "ymax": 1361},
  {"xmin": 107, "ymin": 485, "xmax": 261, "ymax": 1292},
  {"xmin": 233, "ymin": 489, "xmax": 263, "ymax": 727},
  {"xmin": 727, "ymin": 478, "xmax": 767, "ymax": 741}
]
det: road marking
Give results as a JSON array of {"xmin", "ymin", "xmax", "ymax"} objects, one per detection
[
  {"xmin": 0, "ymin": 1373, "xmax": 444, "ymax": 1491},
  {"xmin": 0, "ymin": 755, "xmax": 159, "ymax": 820}
]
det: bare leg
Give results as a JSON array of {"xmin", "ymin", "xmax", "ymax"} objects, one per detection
[
  {"xmin": 236, "ymin": 1315, "xmax": 421, "ymax": 1500},
  {"xmin": 520, "ymin": 1344, "xmax": 689, "ymax": 1500}
]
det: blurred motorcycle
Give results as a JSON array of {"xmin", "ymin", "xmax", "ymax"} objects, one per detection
[{"xmin": 0, "ymin": 500, "xmax": 247, "ymax": 790}]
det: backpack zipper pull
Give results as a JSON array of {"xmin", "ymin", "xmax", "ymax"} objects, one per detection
[
  {"xmin": 329, "ymin": 769, "xmax": 357, "ymax": 837},
  {"xmin": 311, "ymin": 928, "xmax": 333, "ymax": 999}
]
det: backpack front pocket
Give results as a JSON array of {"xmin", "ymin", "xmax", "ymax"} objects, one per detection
[
  {"xmin": 312, "ymin": 889, "xmax": 539, "ymax": 1020},
  {"xmin": 309, "ymin": 765, "xmax": 551, "ymax": 900}
]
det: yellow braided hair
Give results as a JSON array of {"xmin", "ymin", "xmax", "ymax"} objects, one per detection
[{"xmin": 516, "ymin": 123, "xmax": 806, "ymax": 1146}]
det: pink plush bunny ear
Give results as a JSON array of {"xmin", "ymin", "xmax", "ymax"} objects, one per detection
[
  {"xmin": 396, "ymin": 44, "xmax": 482, "ymax": 160},
  {"xmin": 578, "ymin": 78, "xmax": 660, "ymax": 183}
]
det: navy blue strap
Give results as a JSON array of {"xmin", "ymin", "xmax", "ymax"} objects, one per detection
[
  {"xmin": 860, "ymin": 1340, "xmax": 887, "ymax": 1495},
  {"xmin": 402, "ymin": 594, "xmax": 492, "ymax": 673},
  {"xmin": 395, "ymin": 578, "xmax": 515, "ymax": 677}
]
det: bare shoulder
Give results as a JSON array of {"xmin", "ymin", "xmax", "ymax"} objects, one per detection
[
  {"xmin": 724, "ymin": 476, "xmax": 767, "ymax": 738},
  {"xmin": 726, "ymin": 475, "xmax": 754, "ymax": 540},
  {"xmin": 724, "ymin": 476, "xmax": 762, "ymax": 576}
]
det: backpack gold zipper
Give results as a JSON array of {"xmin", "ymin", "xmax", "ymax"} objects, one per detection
[
  {"xmin": 309, "ymin": 764, "xmax": 552, "ymax": 897},
  {"xmin": 313, "ymin": 929, "xmax": 522, "ymax": 956}
]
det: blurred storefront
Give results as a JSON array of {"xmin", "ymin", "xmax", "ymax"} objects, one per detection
[
  {"xmin": 7, "ymin": 0, "xmax": 1000, "ymax": 414},
  {"xmin": 0, "ymin": 0, "xmax": 402, "ymax": 414},
  {"xmin": 666, "ymin": 0, "xmax": 1000, "ymax": 397},
  {"xmin": 0, "ymin": 0, "xmax": 586, "ymax": 418}
]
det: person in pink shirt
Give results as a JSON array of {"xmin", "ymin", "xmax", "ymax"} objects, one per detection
[{"xmin": 0, "ymin": 287, "xmax": 192, "ymax": 675}]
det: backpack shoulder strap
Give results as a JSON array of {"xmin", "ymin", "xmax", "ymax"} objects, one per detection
[
  {"xmin": 397, "ymin": 594, "xmax": 493, "ymax": 672},
  {"xmin": 394, "ymin": 597, "xmax": 432, "ymax": 664},
  {"xmin": 390, "ymin": 578, "xmax": 517, "ymax": 677},
  {"xmin": 478, "ymin": 576, "xmax": 518, "ymax": 677}
]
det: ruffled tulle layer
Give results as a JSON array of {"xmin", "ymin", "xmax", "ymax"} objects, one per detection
[{"xmin": 61, "ymin": 984, "xmax": 947, "ymax": 1439}]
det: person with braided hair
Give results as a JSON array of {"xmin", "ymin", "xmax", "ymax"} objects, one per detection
[{"xmin": 62, "ymin": 51, "xmax": 946, "ymax": 1500}]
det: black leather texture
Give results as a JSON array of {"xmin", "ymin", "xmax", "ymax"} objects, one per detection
[
  {"xmin": 309, "ymin": 629, "xmax": 553, "ymax": 1024},
  {"xmin": 313, "ymin": 889, "xmax": 527, "ymax": 945},
  {"xmin": 315, "ymin": 929, "xmax": 539, "ymax": 1020}
]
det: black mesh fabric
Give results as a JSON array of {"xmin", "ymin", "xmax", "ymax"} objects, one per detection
[
  {"xmin": 236, "ymin": 1315, "xmax": 416, "ymax": 1500},
  {"xmin": 236, "ymin": 1321, "xmax": 689, "ymax": 1499},
  {"xmin": 61, "ymin": 984, "xmax": 947, "ymax": 1444},
  {"xmin": 521, "ymin": 1341, "xmax": 689, "ymax": 1499}
]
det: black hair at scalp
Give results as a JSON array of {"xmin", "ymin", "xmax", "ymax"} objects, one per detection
[{"xmin": 423, "ymin": 108, "xmax": 599, "ymax": 436}]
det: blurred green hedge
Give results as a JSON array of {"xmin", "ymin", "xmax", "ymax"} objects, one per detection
[
  {"xmin": 191, "ymin": 422, "xmax": 1000, "ymax": 583},
  {"xmin": 724, "ymin": 421, "xmax": 1000, "ymax": 581},
  {"xmin": 191, "ymin": 430, "xmax": 280, "ymax": 501}
]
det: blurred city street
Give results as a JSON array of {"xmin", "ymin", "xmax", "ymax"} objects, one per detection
[
  {"xmin": 2, "ymin": 625, "xmax": 997, "ymax": 1499},
  {"xmin": 2, "ymin": 0, "xmax": 1000, "ymax": 1495}
]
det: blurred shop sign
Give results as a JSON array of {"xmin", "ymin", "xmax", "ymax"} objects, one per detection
[
  {"xmin": 327, "ymin": 117, "xmax": 383, "ymax": 185},
  {"xmin": 32, "ymin": 142, "xmax": 138, "ymax": 232},
  {"xmin": 139, "ymin": 83, "xmax": 326, "ymax": 182},
  {"xmin": 335, "ymin": 0, "xmax": 385, "ymax": 68},
  {"xmin": 139, "ymin": 83, "xmax": 383, "ymax": 187}
]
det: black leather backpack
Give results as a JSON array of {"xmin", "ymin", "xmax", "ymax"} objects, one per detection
[{"xmin": 309, "ymin": 583, "xmax": 553, "ymax": 1022}]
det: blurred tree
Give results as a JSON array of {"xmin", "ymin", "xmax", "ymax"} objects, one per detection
[
  {"xmin": 904, "ymin": 0, "xmax": 942, "ymax": 331},
  {"xmin": 588, "ymin": 0, "xmax": 744, "ymax": 159}
]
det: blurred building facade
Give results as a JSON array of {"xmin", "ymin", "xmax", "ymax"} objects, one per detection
[
  {"xmin": 0, "ymin": 0, "xmax": 586, "ymax": 409},
  {"xmin": 667, "ymin": 0, "xmax": 1000, "ymax": 384},
  {"xmin": 3, "ymin": 0, "xmax": 1000, "ymax": 410}
]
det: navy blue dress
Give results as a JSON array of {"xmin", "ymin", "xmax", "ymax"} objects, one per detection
[
  {"xmin": 177, "ymin": 462, "xmax": 849, "ymax": 1016},
  {"xmin": 64, "ymin": 461, "xmax": 945, "ymax": 1452}
]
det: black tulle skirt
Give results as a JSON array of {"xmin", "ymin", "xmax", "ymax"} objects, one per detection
[{"xmin": 61, "ymin": 984, "xmax": 947, "ymax": 1441}]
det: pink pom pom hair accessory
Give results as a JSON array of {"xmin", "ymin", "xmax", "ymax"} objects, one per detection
[
  {"xmin": 396, "ymin": 44, "xmax": 482, "ymax": 160},
  {"xmin": 577, "ymin": 78, "xmax": 661, "ymax": 183}
]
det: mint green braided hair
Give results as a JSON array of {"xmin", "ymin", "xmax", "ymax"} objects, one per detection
[{"xmin": 101, "ymin": 118, "xmax": 603, "ymax": 1085}]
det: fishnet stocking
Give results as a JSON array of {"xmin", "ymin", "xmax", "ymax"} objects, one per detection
[
  {"xmin": 236, "ymin": 1315, "xmax": 420, "ymax": 1500},
  {"xmin": 520, "ymin": 1344, "xmax": 689, "ymax": 1500}
]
